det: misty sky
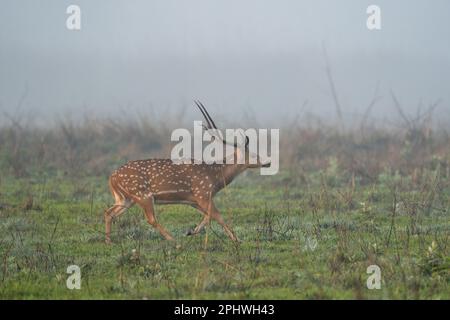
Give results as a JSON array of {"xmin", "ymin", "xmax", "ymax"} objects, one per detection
[{"xmin": 1, "ymin": 0, "xmax": 449, "ymax": 125}]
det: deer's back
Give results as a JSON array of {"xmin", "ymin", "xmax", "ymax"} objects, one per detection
[{"xmin": 110, "ymin": 159, "xmax": 225, "ymax": 202}]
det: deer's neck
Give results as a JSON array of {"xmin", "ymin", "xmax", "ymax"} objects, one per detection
[{"xmin": 221, "ymin": 164, "xmax": 246, "ymax": 186}]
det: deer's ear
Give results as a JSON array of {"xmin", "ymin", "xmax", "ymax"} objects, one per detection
[{"xmin": 245, "ymin": 136, "xmax": 249, "ymax": 148}]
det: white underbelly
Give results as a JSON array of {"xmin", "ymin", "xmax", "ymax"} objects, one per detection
[{"xmin": 154, "ymin": 200, "xmax": 196, "ymax": 205}]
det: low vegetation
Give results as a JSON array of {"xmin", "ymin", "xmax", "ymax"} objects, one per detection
[{"xmin": 0, "ymin": 111, "xmax": 449, "ymax": 299}]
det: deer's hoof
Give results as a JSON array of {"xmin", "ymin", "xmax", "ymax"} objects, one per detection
[{"xmin": 186, "ymin": 229, "xmax": 194, "ymax": 236}]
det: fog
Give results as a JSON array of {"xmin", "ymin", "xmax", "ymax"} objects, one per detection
[{"xmin": 1, "ymin": 0, "xmax": 449, "ymax": 125}]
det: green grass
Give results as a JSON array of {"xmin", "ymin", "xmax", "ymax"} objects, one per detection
[{"xmin": 0, "ymin": 168, "xmax": 449, "ymax": 299}]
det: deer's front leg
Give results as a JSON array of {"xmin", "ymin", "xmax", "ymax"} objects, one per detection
[
  {"xmin": 197, "ymin": 200, "xmax": 239, "ymax": 242},
  {"xmin": 211, "ymin": 210, "xmax": 239, "ymax": 242},
  {"xmin": 187, "ymin": 205, "xmax": 210, "ymax": 236}
]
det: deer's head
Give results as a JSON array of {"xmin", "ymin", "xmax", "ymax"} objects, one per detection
[{"xmin": 195, "ymin": 101, "xmax": 271, "ymax": 169}]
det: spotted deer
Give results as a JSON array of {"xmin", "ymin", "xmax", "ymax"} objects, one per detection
[{"xmin": 104, "ymin": 101, "xmax": 270, "ymax": 243}]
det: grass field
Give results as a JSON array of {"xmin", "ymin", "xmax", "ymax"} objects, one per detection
[
  {"xmin": 0, "ymin": 165, "xmax": 448, "ymax": 299},
  {"xmin": 0, "ymin": 116, "xmax": 449, "ymax": 299}
]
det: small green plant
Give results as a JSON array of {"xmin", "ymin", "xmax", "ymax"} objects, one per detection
[{"xmin": 418, "ymin": 241, "xmax": 449, "ymax": 278}]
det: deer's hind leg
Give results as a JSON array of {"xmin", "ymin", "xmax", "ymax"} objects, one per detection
[
  {"xmin": 105, "ymin": 175, "xmax": 136, "ymax": 244},
  {"xmin": 136, "ymin": 197, "xmax": 174, "ymax": 241},
  {"xmin": 105, "ymin": 197, "xmax": 134, "ymax": 244}
]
